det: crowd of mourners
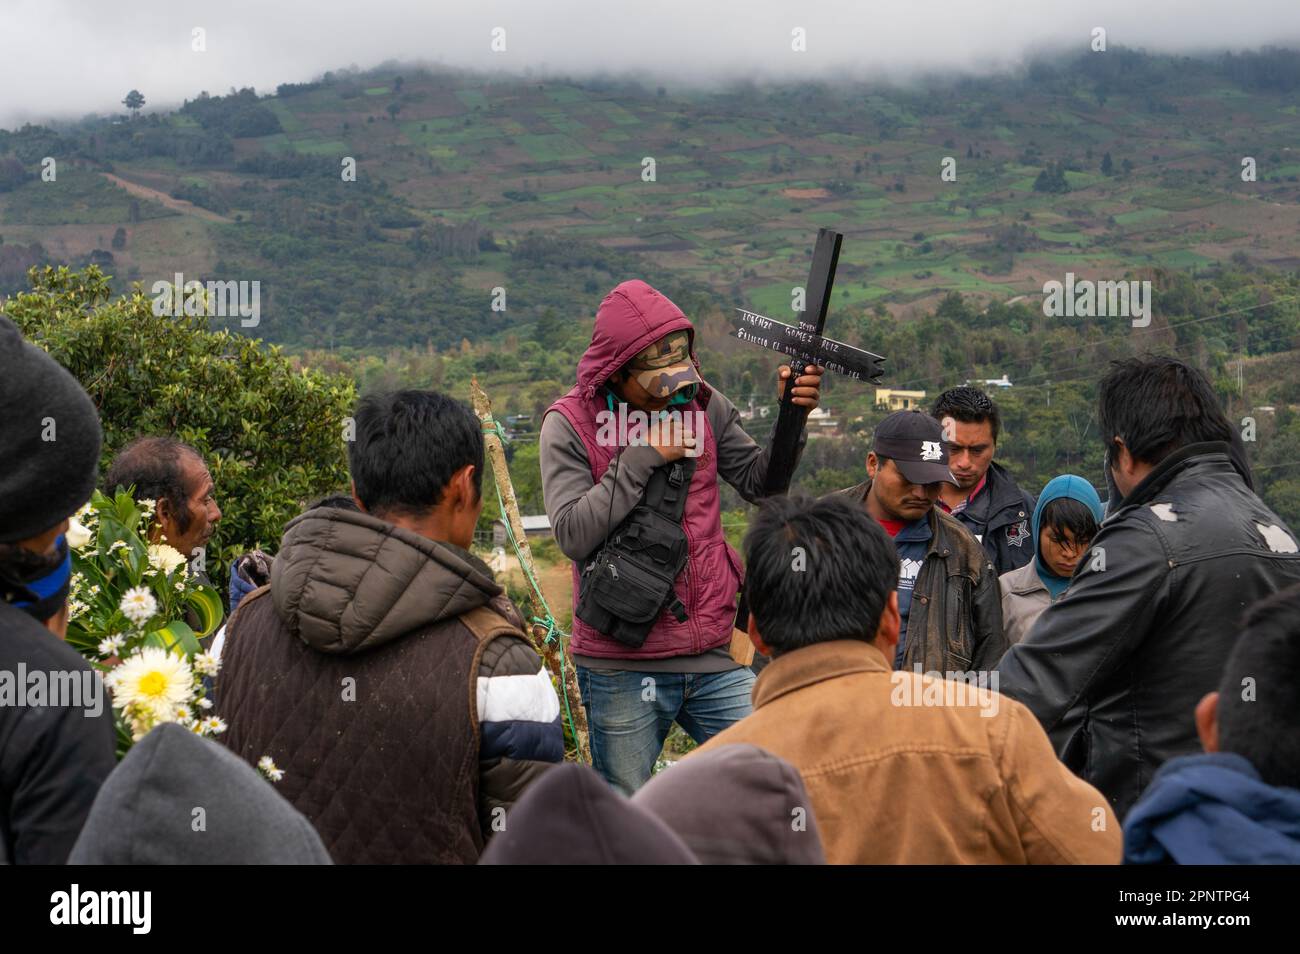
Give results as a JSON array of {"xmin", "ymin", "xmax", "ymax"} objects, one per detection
[{"xmin": 2, "ymin": 278, "xmax": 1298, "ymax": 865}]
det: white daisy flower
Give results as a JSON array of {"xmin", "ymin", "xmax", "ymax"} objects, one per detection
[
  {"xmin": 119, "ymin": 586, "xmax": 158, "ymax": 626},
  {"xmin": 97, "ymin": 634, "xmax": 126, "ymax": 657},
  {"xmin": 105, "ymin": 648, "xmax": 194, "ymax": 729},
  {"xmin": 257, "ymin": 756, "xmax": 285, "ymax": 782},
  {"xmin": 197, "ymin": 697, "xmax": 214, "ymax": 710},
  {"xmin": 193, "ymin": 652, "xmax": 220, "ymax": 677}
]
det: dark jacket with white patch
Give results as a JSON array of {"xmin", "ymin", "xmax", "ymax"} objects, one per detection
[
  {"xmin": 215, "ymin": 507, "xmax": 563, "ymax": 864},
  {"xmin": 997, "ymin": 442, "xmax": 1300, "ymax": 820},
  {"xmin": 948, "ymin": 461, "xmax": 1036, "ymax": 576}
]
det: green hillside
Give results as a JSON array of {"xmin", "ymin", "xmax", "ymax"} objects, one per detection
[
  {"xmin": 3, "ymin": 48, "xmax": 1300, "ymax": 352},
  {"xmin": 4, "ymin": 49, "xmax": 1300, "ymax": 536}
]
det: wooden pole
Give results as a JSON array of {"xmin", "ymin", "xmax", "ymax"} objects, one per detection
[{"xmin": 470, "ymin": 377, "xmax": 589, "ymax": 763}]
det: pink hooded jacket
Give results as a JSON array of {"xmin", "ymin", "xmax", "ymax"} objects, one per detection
[{"xmin": 546, "ymin": 281, "xmax": 742, "ymax": 659}]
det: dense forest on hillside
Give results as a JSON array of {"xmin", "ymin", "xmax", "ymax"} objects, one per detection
[{"xmin": 299, "ymin": 262, "xmax": 1300, "ymax": 531}]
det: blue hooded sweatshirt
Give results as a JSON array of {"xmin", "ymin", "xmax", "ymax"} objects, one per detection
[
  {"xmin": 1031, "ymin": 474, "xmax": 1104, "ymax": 599},
  {"xmin": 1124, "ymin": 753, "xmax": 1300, "ymax": 864}
]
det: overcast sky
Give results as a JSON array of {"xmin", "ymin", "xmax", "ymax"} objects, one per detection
[{"xmin": 4, "ymin": 0, "xmax": 1300, "ymax": 127}]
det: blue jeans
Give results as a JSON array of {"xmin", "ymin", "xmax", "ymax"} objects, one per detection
[{"xmin": 576, "ymin": 665, "xmax": 755, "ymax": 795}]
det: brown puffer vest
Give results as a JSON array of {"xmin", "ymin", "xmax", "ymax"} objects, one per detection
[{"xmin": 216, "ymin": 507, "xmax": 525, "ymax": 864}]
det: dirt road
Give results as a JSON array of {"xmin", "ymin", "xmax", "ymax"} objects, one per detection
[{"xmin": 101, "ymin": 172, "xmax": 233, "ymax": 224}]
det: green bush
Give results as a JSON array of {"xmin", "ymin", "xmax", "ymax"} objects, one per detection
[{"xmin": 3, "ymin": 265, "xmax": 356, "ymax": 595}]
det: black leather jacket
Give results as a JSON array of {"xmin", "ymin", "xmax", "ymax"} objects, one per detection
[
  {"xmin": 839, "ymin": 480, "xmax": 1007, "ymax": 674},
  {"xmin": 997, "ymin": 442, "xmax": 1300, "ymax": 819}
]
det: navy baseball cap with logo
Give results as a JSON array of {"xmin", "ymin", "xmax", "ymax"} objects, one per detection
[{"xmin": 872, "ymin": 410, "xmax": 958, "ymax": 486}]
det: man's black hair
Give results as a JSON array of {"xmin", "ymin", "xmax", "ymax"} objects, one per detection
[
  {"xmin": 348, "ymin": 389, "xmax": 483, "ymax": 518},
  {"xmin": 932, "ymin": 386, "xmax": 1000, "ymax": 443},
  {"xmin": 104, "ymin": 436, "xmax": 203, "ymax": 534},
  {"xmin": 1098, "ymin": 355, "xmax": 1233, "ymax": 466},
  {"xmin": 1217, "ymin": 583, "xmax": 1300, "ymax": 790},
  {"xmin": 1038, "ymin": 497, "xmax": 1099, "ymax": 546},
  {"xmin": 743, "ymin": 494, "xmax": 897, "ymax": 656}
]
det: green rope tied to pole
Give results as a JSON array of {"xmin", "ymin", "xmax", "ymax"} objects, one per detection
[{"xmin": 481, "ymin": 419, "xmax": 581, "ymax": 751}]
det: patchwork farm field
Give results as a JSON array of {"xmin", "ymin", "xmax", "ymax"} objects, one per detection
[{"xmin": 3, "ymin": 51, "xmax": 1299, "ymax": 349}]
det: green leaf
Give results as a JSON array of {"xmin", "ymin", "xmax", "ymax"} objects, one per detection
[
  {"xmin": 148, "ymin": 620, "xmax": 202, "ymax": 657},
  {"xmin": 182, "ymin": 585, "xmax": 225, "ymax": 639}
]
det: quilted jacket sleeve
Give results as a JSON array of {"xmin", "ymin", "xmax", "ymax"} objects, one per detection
[{"xmin": 476, "ymin": 635, "xmax": 565, "ymax": 841}]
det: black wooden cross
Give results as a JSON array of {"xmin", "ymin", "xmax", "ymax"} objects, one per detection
[
  {"xmin": 731, "ymin": 228, "xmax": 886, "ymax": 495},
  {"xmin": 730, "ymin": 227, "xmax": 887, "ymax": 649}
]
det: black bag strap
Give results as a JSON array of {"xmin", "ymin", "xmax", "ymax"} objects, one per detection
[{"xmin": 640, "ymin": 458, "xmax": 696, "ymax": 521}]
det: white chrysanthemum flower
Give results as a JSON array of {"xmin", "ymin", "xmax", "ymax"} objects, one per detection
[
  {"xmin": 97, "ymin": 634, "xmax": 126, "ymax": 657},
  {"xmin": 175, "ymin": 704, "xmax": 192, "ymax": 722},
  {"xmin": 109, "ymin": 540, "xmax": 127, "ymax": 552},
  {"xmin": 197, "ymin": 716, "xmax": 227, "ymax": 736},
  {"xmin": 119, "ymin": 586, "xmax": 158, "ymax": 626},
  {"xmin": 257, "ymin": 756, "xmax": 285, "ymax": 782},
  {"xmin": 147, "ymin": 543, "xmax": 187, "ymax": 576},
  {"xmin": 139, "ymin": 498, "xmax": 158, "ymax": 516},
  {"xmin": 105, "ymin": 648, "xmax": 194, "ymax": 726},
  {"xmin": 192, "ymin": 652, "xmax": 220, "ymax": 677},
  {"xmin": 197, "ymin": 696, "xmax": 213, "ymax": 710},
  {"xmin": 66, "ymin": 518, "xmax": 94, "ymax": 550}
]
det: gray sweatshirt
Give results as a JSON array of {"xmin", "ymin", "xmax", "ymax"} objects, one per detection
[{"xmin": 540, "ymin": 386, "xmax": 801, "ymax": 673}]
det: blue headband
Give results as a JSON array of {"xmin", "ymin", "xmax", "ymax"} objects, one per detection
[{"xmin": 12, "ymin": 534, "xmax": 72, "ymax": 621}]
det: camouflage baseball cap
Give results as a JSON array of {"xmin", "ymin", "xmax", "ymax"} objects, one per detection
[{"xmin": 626, "ymin": 330, "xmax": 701, "ymax": 399}]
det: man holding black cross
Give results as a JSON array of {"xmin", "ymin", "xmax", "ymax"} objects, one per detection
[{"xmin": 540, "ymin": 279, "xmax": 823, "ymax": 794}]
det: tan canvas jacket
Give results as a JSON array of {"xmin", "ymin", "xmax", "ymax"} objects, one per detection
[{"xmin": 695, "ymin": 639, "xmax": 1121, "ymax": 864}]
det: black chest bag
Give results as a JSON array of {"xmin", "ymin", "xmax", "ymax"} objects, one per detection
[{"xmin": 575, "ymin": 457, "xmax": 697, "ymax": 648}]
